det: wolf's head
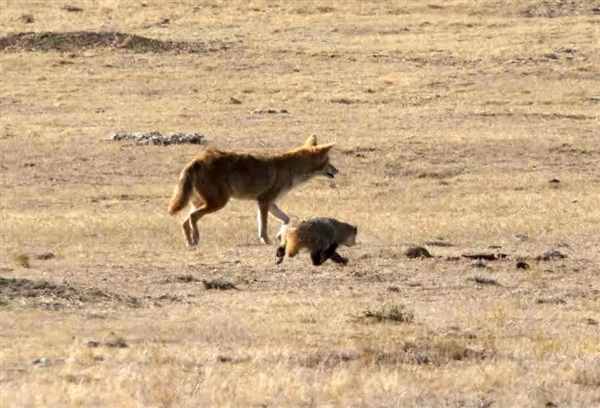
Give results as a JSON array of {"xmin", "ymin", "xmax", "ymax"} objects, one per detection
[{"xmin": 303, "ymin": 134, "xmax": 339, "ymax": 179}]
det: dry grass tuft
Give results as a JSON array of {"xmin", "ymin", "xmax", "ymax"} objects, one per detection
[
  {"xmin": 467, "ymin": 275, "xmax": 500, "ymax": 286},
  {"xmin": 361, "ymin": 304, "xmax": 414, "ymax": 323},
  {"xmin": 202, "ymin": 277, "xmax": 238, "ymax": 291},
  {"xmin": 12, "ymin": 253, "xmax": 30, "ymax": 268},
  {"xmin": 572, "ymin": 360, "xmax": 600, "ymax": 387}
]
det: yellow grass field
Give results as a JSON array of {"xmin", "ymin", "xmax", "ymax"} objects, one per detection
[{"xmin": 1, "ymin": 0, "xmax": 599, "ymax": 406}]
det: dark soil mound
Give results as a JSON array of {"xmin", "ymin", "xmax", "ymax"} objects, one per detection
[
  {"xmin": 0, "ymin": 31, "xmax": 231, "ymax": 54},
  {"xmin": 0, "ymin": 276, "xmax": 139, "ymax": 307}
]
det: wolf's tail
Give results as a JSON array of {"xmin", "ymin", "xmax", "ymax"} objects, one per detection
[{"xmin": 168, "ymin": 166, "xmax": 194, "ymax": 215}]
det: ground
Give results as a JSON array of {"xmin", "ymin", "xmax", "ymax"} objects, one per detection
[{"xmin": 1, "ymin": 0, "xmax": 599, "ymax": 407}]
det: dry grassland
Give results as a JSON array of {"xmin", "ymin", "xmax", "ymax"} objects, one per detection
[{"xmin": 1, "ymin": 0, "xmax": 599, "ymax": 406}]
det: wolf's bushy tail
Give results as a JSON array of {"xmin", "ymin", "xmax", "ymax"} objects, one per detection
[{"xmin": 168, "ymin": 167, "xmax": 194, "ymax": 215}]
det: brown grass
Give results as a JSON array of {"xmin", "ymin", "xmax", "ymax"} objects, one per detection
[{"xmin": 1, "ymin": 0, "xmax": 599, "ymax": 406}]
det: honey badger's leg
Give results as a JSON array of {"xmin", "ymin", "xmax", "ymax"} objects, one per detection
[
  {"xmin": 323, "ymin": 243, "xmax": 348, "ymax": 265},
  {"xmin": 275, "ymin": 245, "xmax": 286, "ymax": 264},
  {"xmin": 320, "ymin": 243, "xmax": 339, "ymax": 264},
  {"xmin": 311, "ymin": 251, "xmax": 324, "ymax": 266},
  {"xmin": 329, "ymin": 251, "xmax": 349, "ymax": 265}
]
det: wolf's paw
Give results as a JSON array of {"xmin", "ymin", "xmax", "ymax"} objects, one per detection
[
  {"xmin": 260, "ymin": 236, "xmax": 271, "ymax": 245},
  {"xmin": 276, "ymin": 225, "xmax": 288, "ymax": 242}
]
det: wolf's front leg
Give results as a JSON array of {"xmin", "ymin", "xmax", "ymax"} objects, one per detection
[
  {"xmin": 269, "ymin": 203, "xmax": 290, "ymax": 242},
  {"xmin": 257, "ymin": 201, "xmax": 271, "ymax": 244}
]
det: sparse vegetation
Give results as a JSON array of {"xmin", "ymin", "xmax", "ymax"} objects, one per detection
[
  {"xmin": 12, "ymin": 253, "xmax": 30, "ymax": 268},
  {"xmin": 175, "ymin": 274, "xmax": 199, "ymax": 283},
  {"xmin": 202, "ymin": 277, "xmax": 238, "ymax": 290},
  {"xmin": 467, "ymin": 275, "xmax": 500, "ymax": 286},
  {"xmin": 362, "ymin": 304, "xmax": 414, "ymax": 323},
  {"xmin": 1, "ymin": 0, "xmax": 599, "ymax": 406}
]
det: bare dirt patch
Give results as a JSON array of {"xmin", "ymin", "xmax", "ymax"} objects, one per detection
[
  {"xmin": 0, "ymin": 276, "xmax": 140, "ymax": 307},
  {"xmin": 521, "ymin": 1, "xmax": 600, "ymax": 18},
  {"xmin": 0, "ymin": 31, "xmax": 231, "ymax": 54}
]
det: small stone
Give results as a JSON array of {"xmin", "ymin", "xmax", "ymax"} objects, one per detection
[
  {"xmin": 62, "ymin": 5, "xmax": 83, "ymax": 12},
  {"xmin": 405, "ymin": 246, "xmax": 432, "ymax": 259},
  {"xmin": 106, "ymin": 338, "xmax": 128, "ymax": 348},
  {"xmin": 21, "ymin": 14, "xmax": 34, "ymax": 23},
  {"xmin": 33, "ymin": 357, "xmax": 50, "ymax": 366},
  {"xmin": 36, "ymin": 252, "xmax": 55, "ymax": 260},
  {"xmin": 516, "ymin": 260, "xmax": 530, "ymax": 269},
  {"xmin": 536, "ymin": 249, "xmax": 566, "ymax": 261}
]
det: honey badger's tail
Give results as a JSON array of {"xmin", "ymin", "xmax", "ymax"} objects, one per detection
[{"xmin": 168, "ymin": 166, "xmax": 194, "ymax": 215}]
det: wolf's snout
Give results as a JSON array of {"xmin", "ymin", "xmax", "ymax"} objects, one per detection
[{"xmin": 326, "ymin": 165, "xmax": 339, "ymax": 178}]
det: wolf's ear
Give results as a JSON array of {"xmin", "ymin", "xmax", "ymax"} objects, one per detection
[
  {"xmin": 304, "ymin": 134, "xmax": 318, "ymax": 147},
  {"xmin": 315, "ymin": 142, "xmax": 335, "ymax": 154}
]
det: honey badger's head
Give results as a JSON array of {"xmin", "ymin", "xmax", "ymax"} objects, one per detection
[{"xmin": 343, "ymin": 224, "xmax": 358, "ymax": 247}]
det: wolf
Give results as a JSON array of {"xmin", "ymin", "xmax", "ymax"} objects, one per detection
[
  {"xmin": 168, "ymin": 135, "xmax": 338, "ymax": 247},
  {"xmin": 275, "ymin": 217, "xmax": 358, "ymax": 266}
]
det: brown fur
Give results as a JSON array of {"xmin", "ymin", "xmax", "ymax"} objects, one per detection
[
  {"xmin": 276, "ymin": 217, "xmax": 358, "ymax": 266},
  {"xmin": 168, "ymin": 135, "xmax": 339, "ymax": 246}
]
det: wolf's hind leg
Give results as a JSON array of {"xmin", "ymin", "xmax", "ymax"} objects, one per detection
[
  {"xmin": 182, "ymin": 217, "xmax": 194, "ymax": 247},
  {"xmin": 187, "ymin": 199, "xmax": 227, "ymax": 246}
]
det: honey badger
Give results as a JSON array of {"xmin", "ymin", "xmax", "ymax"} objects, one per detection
[{"xmin": 275, "ymin": 217, "xmax": 358, "ymax": 266}]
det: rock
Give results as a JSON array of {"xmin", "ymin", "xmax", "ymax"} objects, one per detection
[
  {"xmin": 62, "ymin": 5, "xmax": 83, "ymax": 12},
  {"xmin": 405, "ymin": 246, "xmax": 432, "ymax": 259},
  {"xmin": 425, "ymin": 240, "xmax": 454, "ymax": 247},
  {"xmin": 109, "ymin": 131, "xmax": 206, "ymax": 146},
  {"xmin": 202, "ymin": 277, "xmax": 238, "ymax": 290},
  {"xmin": 21, "ymin": 14, "xmax": 34, "ymax": 23},
  {"xmin": 106, "ymin": 338, "xmax": 128, "ymax": 348},
  {"xmin": 461, "ymin": 253, "xmax": 507, "ymax": 261},
  {"xmin": 536, "ymin": 249, "xmax": 566, "ymax": 261},
  {"xmin": 36, "ymin": 252, "xmax": 55, "ymax": 260},
  {"xmin": 515, "ymin": 233, "xmax": 528, "ymax": 241},
  {"xmin": 251, "ymin": 108, "xmax": 289, "ymax": 114}
]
